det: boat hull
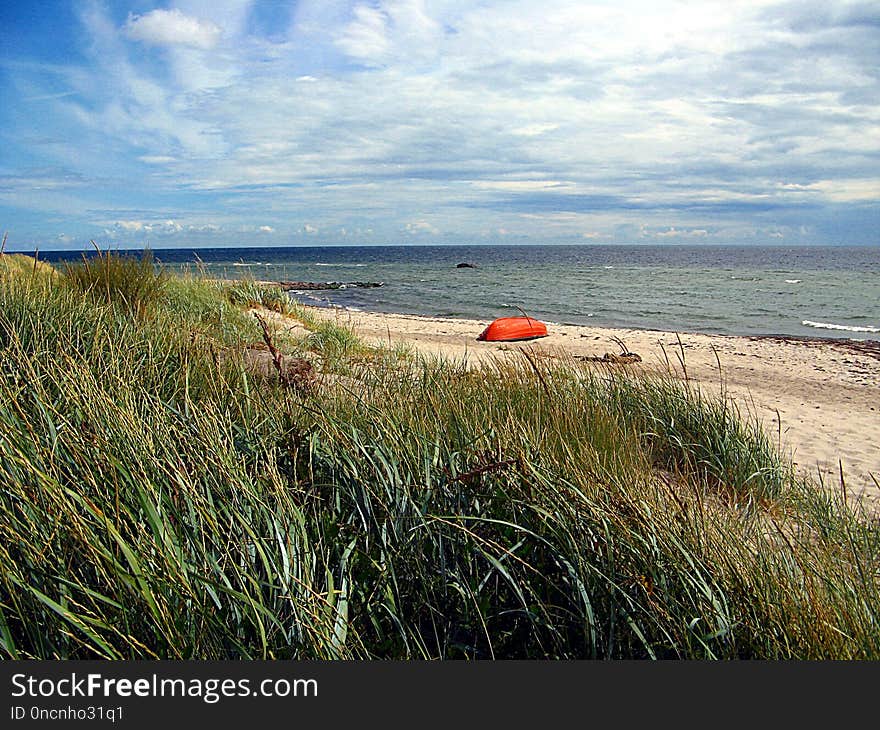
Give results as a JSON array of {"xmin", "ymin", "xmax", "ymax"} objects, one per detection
[{"xmin": 477, "ymin": 316, "xmax": 548, "ymax": 342}]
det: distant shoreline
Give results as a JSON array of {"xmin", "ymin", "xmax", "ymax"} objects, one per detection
[
  {"xmin": 29, "ymin": 245, "xmax": 880, "ymax": 343},
  {"xmin": 18, "ymin": 242, "xmax": 880, "ymax": 255}
]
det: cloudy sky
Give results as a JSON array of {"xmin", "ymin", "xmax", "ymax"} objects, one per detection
[{"xmin": 1, "ymin": 0, "xmax": 878, "ymax": 249}]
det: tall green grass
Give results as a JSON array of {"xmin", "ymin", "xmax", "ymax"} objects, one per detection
[
  {"xmin": 224, "ymin": 278, "xmax": 294, "ymax": 316},
  {"xmin": 62, "ymin": 248, "xmax": 166, "ymax": 316},
  {"xmin": 0, "ymin": 255, "xmax": 877, "ymax": 658},
  {"xmin": 0, "ymin": 253, "xmax": 57, "ymax": 280}
]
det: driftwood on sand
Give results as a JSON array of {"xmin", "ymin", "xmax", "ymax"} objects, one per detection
[
  {"xmin": 577, "ymin": 336, "xmax": 642, "ymax": 365},
  {"xmin": 579, "ymin": 352, "xmax": 643, "ymax": 364}
]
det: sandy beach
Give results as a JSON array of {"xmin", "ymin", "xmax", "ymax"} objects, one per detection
[{"xmin": 306, "ymin": 306, "xmax": 880, "ymax": 508}]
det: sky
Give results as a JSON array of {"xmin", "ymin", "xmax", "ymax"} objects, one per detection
[{"xmin": 0, "ymin": 0, "xmax": 878, "ymax": 250}]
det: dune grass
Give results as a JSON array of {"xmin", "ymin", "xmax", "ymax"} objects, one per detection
[
  {"xmin": 0, "ymin": 252, "xmax": 57, "ymax": 280},
  {"xmin": 62, "ymin": 248, "xmax": 166, "ymax": 316},
  {"xmin": 224, "ymin": 278, "xmax": 296, "ymax": 316},
  {"xmin": 0, "ymin": 253, "xmax": 877, "ymax": 659}
]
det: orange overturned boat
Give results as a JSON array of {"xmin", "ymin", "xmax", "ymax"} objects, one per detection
[{"xmin": 477, "ymin": 316, "xmax": 548, "ymax": 342}]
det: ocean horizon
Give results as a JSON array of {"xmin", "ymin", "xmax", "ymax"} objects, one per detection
[{"xmin": 39, "ymin": 244, "xmax": 880, "ymax": 341}]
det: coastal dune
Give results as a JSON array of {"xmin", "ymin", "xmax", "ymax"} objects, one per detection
[{"xmin": 309, "ymin": 306, "xmax": 880, "ymax": 508}]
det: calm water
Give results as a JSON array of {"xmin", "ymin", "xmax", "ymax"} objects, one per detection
[{"xmin": 42, "ymin": 245, "xmax": 880, "ymax": 340}]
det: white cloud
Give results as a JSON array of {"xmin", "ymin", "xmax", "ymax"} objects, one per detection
[
  {"xmin": 511, "ymin": 124, "xmax": 559, "ymax": 137},
  {"xmin": 138, "ymin": 155, "xmax": 178, "ymax": 165},
  {"xmin": 336, "ymin": 5, "xmax": 390, "ymax": 62},
  {"xmin": 471, "ymin": 180, "xmax": 574, "ymax": 192},
  {"xmin": 6, "ymin": 1, "xmax": 877, "ymax": 245},
  {"xmin": 336, "ymin": 1, "xmax": 442, "ymax": 64},
  {"xmin": 654, "ymin": 227, "xmax": 710, "ymax": 239},
  {"xmin": 405, "ymin": 219, "xmax": 440, "ymax": 235},
  {"xmin": 800, "ymin": 179, "xmax": 879, "ymax": 203},
  {"xmin": 110, "ymin": 219, "xmax": 184, "ymax": 234},
  {"xmin": 124, "ymin": 9, "xmax": 222, "ymax": 50},
  {"xmin": 519, "ymin": 212, "xmax": 583, "ymax": 222}
]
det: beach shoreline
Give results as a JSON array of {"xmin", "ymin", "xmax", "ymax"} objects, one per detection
[{"xmin": 302, "ymin": 304, "xmax": 880, "ymax": 508}]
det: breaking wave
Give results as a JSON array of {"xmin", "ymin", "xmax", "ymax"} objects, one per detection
[{"xmin": 802, "ymin": 320, "xmax": 880, "ymax": 333}]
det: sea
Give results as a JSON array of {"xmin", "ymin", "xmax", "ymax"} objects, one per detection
[{"xmin": 40, "ymin": 245, "xmax": 880, "ymax": 341}]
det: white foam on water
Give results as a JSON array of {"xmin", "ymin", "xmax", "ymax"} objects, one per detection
[
  {"xmin": 802, "ymin": 320, "xmax": 880, "ymax": 333},
  {"xmin": 785, "ymin": 279, "xmax": 801, "ymax": 284},
  {"xmin": 289, "ymin": 292, "xmax": 325, "ymax": 304}
]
